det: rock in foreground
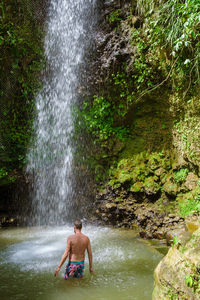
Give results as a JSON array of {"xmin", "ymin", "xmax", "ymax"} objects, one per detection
[{"xmin": 153, "ymin": 227, "xmax": 200, "ymax": 299}]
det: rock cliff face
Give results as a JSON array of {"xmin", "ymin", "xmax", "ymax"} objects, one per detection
[
  {"xmin": 153, "ymin": 227, "xmax": 200, "ymax": 300},
  {"xmin": 90, "ymin": 2, "xmax": 200, "ymax": 297},
  {"xmin": 90, "ymin": 0, "xmax": 200, "ymax": 233}
]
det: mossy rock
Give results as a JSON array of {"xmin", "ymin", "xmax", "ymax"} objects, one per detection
[
  {"xmin": 163, "ymin": 181, "xmax": 179, "ymax": 198},
  {"xmin": 155, "ymin": 167, "xmax": 166, "ymax": 177},
  {"xmin": 158, "ymin": 155, "xmax": 172, "ymax": 171},
  {"xmin": 143, "ymin": 176, "xmax": 161, "ymax": 195},
  {"xmin": 130, "ymin": 181, "xmax": 143, "ymax": 192},
  {"xmin": 160, "ymin": 173, "xmax": 168, "ymax": 184},
  {"xmin": 147, "ymin": 152, "xmax": 171, "ymax": 172},
  {"xmin": 148, "ymin": 156, "xmax": 161, "ymax": 170},
  {"xmin": 113, "ymin": 161, "xmax": 134, "ymax": 184},
  {"xmin": 116, "ymin": 158, "xmax": 135, "ymax": 172},
  {"xmin": 132, "ymin": 163, "xmax": 146, "ymax": 182},
  {"xmin": 117, "ymin": 171, "xmax": 133, "ymax": 184},
  {"xmin": 108, "ymin": 179, "xmax": 121, "ymax": 189}
]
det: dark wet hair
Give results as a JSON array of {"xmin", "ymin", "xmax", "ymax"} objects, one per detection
[{"xmin": 74, "ymin": 219, "xmax": 82, "ymax": 230}]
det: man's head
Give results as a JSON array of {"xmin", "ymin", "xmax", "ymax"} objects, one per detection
[{"xmin": 74, "ymin": 219, "xmax": 82, "ymax": 232}]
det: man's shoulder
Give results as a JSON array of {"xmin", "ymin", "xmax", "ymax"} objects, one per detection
[
  {"xmin": 82, "ymin": 233, "xmax": 90, "ymax": 241},
  {"xmin": 67, "ymin": 233, "xmax": 90, "ymax": 242},
  {"xmin": 67, "ymin": 234, "xmax": 75, "ymax": 240}
]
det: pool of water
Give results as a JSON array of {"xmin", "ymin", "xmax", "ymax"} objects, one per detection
[{"xmin": 0, "ymin": 225, "xmax": 163, "ymax": 300}]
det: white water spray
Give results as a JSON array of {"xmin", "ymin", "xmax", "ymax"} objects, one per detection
[{"xmin": 27, "ymin": 0, "xmax": 98, "ymax": 225}]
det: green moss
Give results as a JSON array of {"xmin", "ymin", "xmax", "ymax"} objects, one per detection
[
  {"xmin": 132, "ymin": 163, "xmax": 146, "ymax": 182},
  {"xmin": 130, "ymin": 181, "xmax": 143, "ymax": 192},
  {"xmin": 178, "ymin": 187, "xmax": 200, "ymax": 217},
  {"xmin": 174, "ymin": 168, "xmax": 189, "ymax": 184},
  {"xmin": 143, "ymin": 176, "xmax": 161, "ymax": 194},
  {"xmin": 117, "ymin": 171, "xmax": 133, "ymax": 184},
  {"xmin": 106, "ymin": 150, "xmax": 175, "ymax": 204},
  {"xmin": 107, "ymin": 9, "xmax": 122, "ymax": 24},
  {"xmin": 163, "ymin": 180, "xmax": 179, "ymax": 197}
]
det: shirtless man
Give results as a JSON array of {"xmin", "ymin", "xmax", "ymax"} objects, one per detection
[{"xmin": 54, "ymin": 220, "xmax": 94, "ymax": 279}]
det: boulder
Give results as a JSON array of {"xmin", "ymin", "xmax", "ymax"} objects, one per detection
[
  {"xmin": 153, "ymin": 228, "xmax": 200, "ymax": 299},
  {"xmin": 165, "ymin": 228, "xmax": 191, "ymax": 246},
  {"xmin": 143, "ymin": 177, "xmax": 161, "ymax": 196},
  {"xmin": 163, "ymin": 181, "xmax": 179, "ymax": 198}
]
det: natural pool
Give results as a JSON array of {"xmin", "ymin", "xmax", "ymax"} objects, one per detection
[{"xmin": 0, "ymin": 225, "xmax": 163, "ymax": 300}]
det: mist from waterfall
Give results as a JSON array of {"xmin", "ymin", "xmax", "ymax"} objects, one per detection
[{"xmin": 26, "ymin": 0, "xmax": 98, "ymax": 225}]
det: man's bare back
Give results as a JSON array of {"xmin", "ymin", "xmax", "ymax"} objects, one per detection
[
  {"xmin": 54, "ymin": 220, "xmax": 94, "ymax": 278},
  {"xmin": 68, "ymin": 232, "xmax": 89, "ymax": 262}
]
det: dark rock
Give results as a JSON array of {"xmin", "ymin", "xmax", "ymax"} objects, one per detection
[
  {"xmin": 143, "ymin": 177, "xmax": 161, "ymax": 197},
  {"xmin": 152, "ymin": 231, "xmax": 165, "ymax": 240},
  {"xmin": 139, "ymin": 231, "xmax": 147, "ymax": 238},
  {"xmin": 0, "ymin": 216, "xmax": 18, "ymax": 227}
]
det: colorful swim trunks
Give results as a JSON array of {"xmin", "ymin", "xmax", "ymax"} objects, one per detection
[{"xmin": 64, "ymin": 261, "xmax": 85, "ymax": 280}]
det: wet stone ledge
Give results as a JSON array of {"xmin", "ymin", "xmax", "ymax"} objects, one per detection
[{"xmin": 94, "ymin": 188, "xmax": 186, "ymax": 240}]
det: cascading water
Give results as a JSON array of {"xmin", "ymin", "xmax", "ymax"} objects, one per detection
[{"xmin": 26, "ymin": 0, "xmax": 98, "ymax": 225}]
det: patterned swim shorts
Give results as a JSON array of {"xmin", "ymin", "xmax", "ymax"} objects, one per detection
[{"xmin": 64, "ymin": 261, "xmax": 85, "ymax": 280}]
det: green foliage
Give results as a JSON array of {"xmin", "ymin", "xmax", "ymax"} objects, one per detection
[
  {"xmin": 0, "ymin": 168, "xmax": 8, "ymax": 179},
  {"xmin": 185, "ymin": 274, "xmax": 194, "ymax": 288},
  {"xmin": 111, "ymin": 72, "xmax": 135, "ymax": 114},
  {"xmin": 130, "ymin": 29, "xmax": 162, "ymax": 92},
  {"xmin": 185, "ymin": 272, "xmax": 200, "ymax": 293},
  {"xmin": 136, "ymin": 0, "xmax": 200, "ymax": 94},
  {"xmin": 107, "ymin": 9, "xmax": 122, "ymax": 24},
  {"xmin": 80, "ymin": 95, "xmax": 129, "ymax": 142},
  {"xmin": 0, "ymin": 0, "xmax": 45, "ymax": 169},
  {"xmin": 171, "ymin": 235, "xmax": 180, "ymax": 248},
  {"xmin": 174, "ymin": 168, "xmax": 189, "ymax": 183},
  {"xmin": 179, "ymin": 190, "xmax": 200, "ymax": 217}
]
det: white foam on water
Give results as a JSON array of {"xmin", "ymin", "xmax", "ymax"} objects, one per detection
[
  {"xmin": 3, "ymin": 226, "xmax": 143, "ymax": 272},
  {"xmin": 0, "ymin": 226, "xmax": 163, "ymax": 300}
]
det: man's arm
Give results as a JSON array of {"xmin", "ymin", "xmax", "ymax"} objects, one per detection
[
  {"xmin": 54, "ymin": 237, "xmax": 71, "ymax": 277},
  {"xmin": 87, "ymin": 238, "xmax": 94, "ymax": 273}
]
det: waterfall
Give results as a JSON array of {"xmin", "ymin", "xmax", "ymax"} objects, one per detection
[{"xmin": 26, "ymin": 0, "xmax": 98, "ymax": 225}]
